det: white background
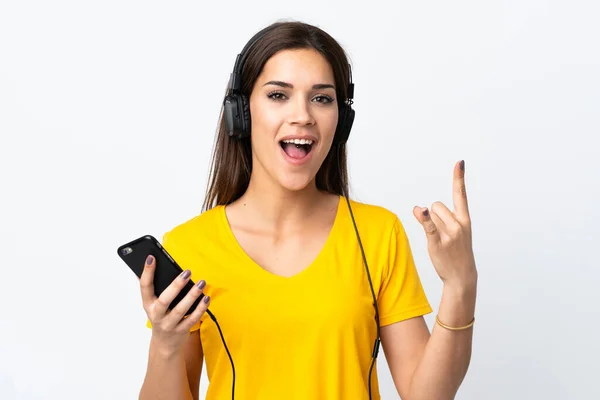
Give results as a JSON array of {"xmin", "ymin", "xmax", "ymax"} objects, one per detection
[{"xmin": 1, "ymin": 1, "xmax": 599, "ymax": 399}]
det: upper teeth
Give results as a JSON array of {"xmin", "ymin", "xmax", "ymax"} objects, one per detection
[{"xmin": 282, "ymin": 139, "xmax": 314, "ymax": 145}]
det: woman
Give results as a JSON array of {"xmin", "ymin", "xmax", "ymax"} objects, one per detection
[{"xmin": 138, "ymin": 21, "xmax": 478, "ymax": 400}]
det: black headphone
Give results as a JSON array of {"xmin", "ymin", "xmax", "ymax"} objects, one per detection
[{"xmin": 223, "ymin": 26, "xmax": 356, "ymax": 145}]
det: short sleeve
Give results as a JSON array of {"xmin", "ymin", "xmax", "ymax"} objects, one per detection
[
  {"xmin": 377, "ymin": 217, "xmax": 432, "ymax": 327},
  {"xmin": 145, "ymin": 230, "xmax": 201, "ymax": 333}
]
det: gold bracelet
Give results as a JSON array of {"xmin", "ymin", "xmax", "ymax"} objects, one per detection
[{"xmin": 435, "ymin": 315, "xmax": 475, "ymax": 331}]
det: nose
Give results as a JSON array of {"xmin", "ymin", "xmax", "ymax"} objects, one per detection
[{"xmin": 288, "ymin": 96, "xmax": 315, "ymax": 126}]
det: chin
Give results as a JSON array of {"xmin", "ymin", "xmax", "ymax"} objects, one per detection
[{"xmin": 276, "ymin": 173, "xmax": 317, "ymax": 192}]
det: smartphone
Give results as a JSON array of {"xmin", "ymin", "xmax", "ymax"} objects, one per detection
[{"xmin": 117, "ymin": 234, "xmax": 203, "ymax": 316}]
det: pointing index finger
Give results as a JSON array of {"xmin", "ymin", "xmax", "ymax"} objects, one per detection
[{"xmin": 453, "ymin": 160, "xmax": 470, "ymax": 220}]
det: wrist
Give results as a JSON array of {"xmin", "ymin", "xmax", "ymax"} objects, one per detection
[
  {"xmin": 438, "ymin": 276, "xmax": 477, "ymax": 327},
  {"xmin": 443, "ymin": 269, "xmax": 478, "ymax": 292},
  {"xmin": 149, "ymin": 336, "xmax": 184, "ymax": 360}
]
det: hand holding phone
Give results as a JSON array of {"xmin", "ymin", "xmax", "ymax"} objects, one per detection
[
  {"xmin": 140, "ymin": 254, "xmax": 210, "ymax": 351},
  {"xmin": 118, "ymin": 235, "xmax": 211, "ymax": 353}
]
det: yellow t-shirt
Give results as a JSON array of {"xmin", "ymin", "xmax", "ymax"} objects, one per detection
[{"xmin": 153, "ymin": 196, "xmax": 432, "ymax": 399}]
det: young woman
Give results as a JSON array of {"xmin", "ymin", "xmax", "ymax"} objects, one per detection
[{"xmin": 137, "ymin": 21, "xmax": 478, "ymax": 400}]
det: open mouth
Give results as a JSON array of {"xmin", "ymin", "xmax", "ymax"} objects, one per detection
[{"xmin": 279, "ymin": 139, "xmax": 315, "ymax": 160}]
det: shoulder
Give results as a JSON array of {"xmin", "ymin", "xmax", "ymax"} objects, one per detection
[
  {"xmin": 345, "ymin": 197, "xmax": 403, "ymax": 233},
  {"xmin": 341, "ymin": 198, "xmax": 418, "ymax": 282},
  {"xmin": 335, "ymin": 197, "xmax": 412, "ymax": 255},
  {"xmin": 162, "ymin": 206, "xmax": 224, "ymax": 244},
  {"xmin": 343, "ymin": 196, "xmax": 418, "ymax": 252},
  {"xmin": 160, "ymin": 206, "xmax": 230, "ymax": 282}
]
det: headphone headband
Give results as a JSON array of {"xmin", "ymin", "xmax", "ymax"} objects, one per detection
[{"xmin": 228, "ymin": 26, "xmax": 274, "ymax": 93}]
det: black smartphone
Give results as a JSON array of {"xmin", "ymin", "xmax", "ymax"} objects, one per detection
[{"xmin": 117, "ymin": 234, "xmax": 203, "ymax": 316}]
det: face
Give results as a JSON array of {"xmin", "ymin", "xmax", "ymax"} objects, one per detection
[{"xmin": 248, "ymin": 48, "xmax": 339, "ymax": 192}]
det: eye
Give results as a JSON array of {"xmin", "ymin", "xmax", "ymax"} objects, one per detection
[
  {"xmin": 267, "ymin": 91, "xmax": 287, "ymax": 101},
  {"xmin": 313, "ymin": 95, "xmax": 334, "ymax": 104}
]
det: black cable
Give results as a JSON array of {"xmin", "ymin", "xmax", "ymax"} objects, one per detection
[
  {"xmin": 337, "ymin": 143, "xmax": 381, "ymax": 400},
  {"xmin": 206, "ymin": 309, "xmax": 235, "ymax": 400}
]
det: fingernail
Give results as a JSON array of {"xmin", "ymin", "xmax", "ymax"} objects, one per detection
[
  {"xmin": 204, "ymin": 295, "xmax": 211, "ymax": 304},
  {"xmin": 181, "ymin": 270, "xmax": 191, "ymax": 279},
  {"xmin": 196, "ymin": 280, "xmax": 206, "ymax": 290},
  {"xmin": 460, "ymin": 160, "xmax": 465, "ymax": 171},
  {"xmin": 146, "ymin": 255, "xmax": 154, "ymax": 265},
  {"xmin": 423, "ymin": 209, "xmax": 429, "ymax": 217}
]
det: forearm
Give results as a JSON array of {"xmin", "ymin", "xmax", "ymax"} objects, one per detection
[
  {"xmin": 139, "ymin": 338, "xmax": 194, "ymax": 400},
  {"xmin": 409, "ymin": 278, "xmax": 477, "ymax": 400}
]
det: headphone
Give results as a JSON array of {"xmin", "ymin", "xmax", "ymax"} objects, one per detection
[{"xmin": 223, "ymin": 25, "xmax": 356, "ymax": 146}]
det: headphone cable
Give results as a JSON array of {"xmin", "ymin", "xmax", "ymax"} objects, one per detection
[
  {"xmin": 206, "ymin": 309, "xmax": 236, "ymax": 400},
  {"xmin": 337, "ymin": 144, "xmax": 381, "ymax": 400}
]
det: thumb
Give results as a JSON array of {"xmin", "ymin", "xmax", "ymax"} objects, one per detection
[{"xmin": 413, "ymin": 206, "xmax": 426, "ymax": 224}]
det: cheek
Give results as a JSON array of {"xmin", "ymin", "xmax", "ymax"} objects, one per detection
[
  {"xmin": 316, "ymin": 108, "xmax": 339, "ymax": 143},
  {"xmin": 249, "ymin": 103, "xmax": 280, "ymax": 158},
  {"xmin": 250, "ymin": 99, "xmax": 281, "ymax": 131}
]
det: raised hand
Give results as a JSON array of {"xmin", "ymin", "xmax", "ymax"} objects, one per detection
[{"xmin": 413, "ymin": 160, "xmax": 477, "ymax": 286}]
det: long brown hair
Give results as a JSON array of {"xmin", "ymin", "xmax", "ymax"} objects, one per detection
[{"xmin": 202, "ymin": 21, "xmax": 352, "ymax": 212}]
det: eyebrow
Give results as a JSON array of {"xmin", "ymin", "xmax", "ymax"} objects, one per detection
[{"xmin": 262, "ymin": 80, "xmax": 335, "ymax": 90}]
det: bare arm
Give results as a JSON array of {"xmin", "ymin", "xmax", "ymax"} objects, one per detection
[
  {"xmin": 183, "ymin": 330, "xmax": 204, "ymax": 399},
  {"xmin": 409, "ymin": 282, "xmax": 475, "ymax": 399},
  {"xmin": 381, "ymin": 280, "xmax": 476, "ymax": 400},
  {"xmin": 139, "ymin": 330, "xmax": 204, "ymax": 400}
]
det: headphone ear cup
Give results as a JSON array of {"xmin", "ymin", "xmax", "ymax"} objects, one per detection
[
  {"xmin": 223, "ymin": 94, "xmax": 251, "ymax": 139},
  {"xmin": 334, "ymin": 104, "xmax": 355, "ymax": 145},
  {"xmin": 223, "ymin": 94, "xmax": 238, "ymax": 138}
]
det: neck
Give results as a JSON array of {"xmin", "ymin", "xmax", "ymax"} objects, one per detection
[{"xmin": 235, "ymin": 171, "xmax": 331, "ymax": 232}]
